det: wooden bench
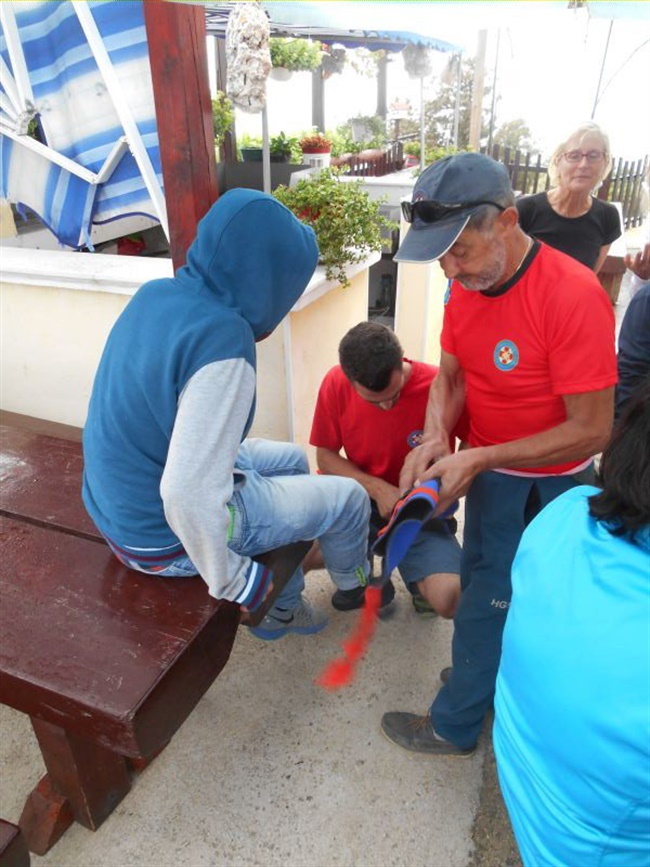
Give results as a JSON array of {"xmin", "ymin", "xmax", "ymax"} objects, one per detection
[
  {"xmin": 0, "ymin": 412, "xmax": 310, "ymax": 854},
  {"xmin": 0, "ymin": 821, "xmax": 30, "ymax": 867}
]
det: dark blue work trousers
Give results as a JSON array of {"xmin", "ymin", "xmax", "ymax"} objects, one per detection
[{"xmin": 430, "ymin": 466, "xmax": 595, "ymax": 750}]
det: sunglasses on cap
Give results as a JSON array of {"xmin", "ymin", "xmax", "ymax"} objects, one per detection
[{"xmin": 401, "ymin": 199, "xmax": 506, "ymax": 224}]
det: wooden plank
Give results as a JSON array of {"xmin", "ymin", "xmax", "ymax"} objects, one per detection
[
  {"xmin": 143, "ymin": 1, "xmax": 218, "ymax": 270},
  {"xmin": 0, "ymin": 820, "xmax": 30, "ymax": 867},
  {"xmin": 0, "ymin": 418, "xmax": 100, "ymax": 542},
  {"xmin": 0, "ymin": 517, "xmax": 240, "ymax": 758},
  {"xmin": 0, "ymin": 819, "xmax": 30, "ymax": 867}
]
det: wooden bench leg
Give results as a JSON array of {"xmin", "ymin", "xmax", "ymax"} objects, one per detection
[
  {"xmin": 0, "ymin": 819, "xmax": 30, "ymax": 867},
  {"xmin": 20, "ymin": 718, "xmax": 131, "ymax": 854},
  {"xmin": 18, "ymin": 777, "xmax": 72, "ymax": 857}
]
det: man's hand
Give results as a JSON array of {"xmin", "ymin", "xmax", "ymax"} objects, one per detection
[
  {"xmin": 625, "ymin": 243, "xmax": 650, "ymax": 282},
  {"xmin": 372, "ymin": 479, "xmax": 401, "ymax": 519},
  {"xmin": 419, "ymin": 448, "xmax": 485, "ymax": 516},
  {"xmin": 399, "ymin": 434, "xmax": 451, "ymax": 493},
  {"xmin": 239, "ymin": 578, "xmax": 275, "ymax": 624}
]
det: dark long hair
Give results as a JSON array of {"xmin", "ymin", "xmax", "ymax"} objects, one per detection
[{"xmin": 588, "ymin": 375, "xmax": 650, "ymax": 538}]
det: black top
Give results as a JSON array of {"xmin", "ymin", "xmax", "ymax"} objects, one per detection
[{"xmin": 516, "ymin": 192, "xmax": 621, "ymax": 269}]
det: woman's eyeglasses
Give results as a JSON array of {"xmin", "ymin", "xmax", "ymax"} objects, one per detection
[
  {"xmin": 562, "ymin": 150, "xmax": 606, "ymax": 164},
  {"xmin": 401, "ymin": 199, "xmax": 505, "ymax": 224}
]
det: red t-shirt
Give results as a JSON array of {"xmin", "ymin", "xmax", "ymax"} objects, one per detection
[
  {"xmin": 310, "ymin": 359, "xmax": 445, "ymax": 487},
  {"xmin": 440, "ymin": 242, "xmax": 617, "ymax": 474}
]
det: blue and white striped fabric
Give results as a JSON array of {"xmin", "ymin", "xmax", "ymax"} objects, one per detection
[{"xmin": 0, "ymin": 0, "xmax": 163, "ymax": 248}]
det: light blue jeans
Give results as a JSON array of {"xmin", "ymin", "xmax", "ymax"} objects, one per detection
[
  {"xmin": 126, "ymin": 439, "xmax": 371, "ymax": 611},
  {"xmin": 228, "ymin": 439, "xmax": 370, "ymax": 609}
]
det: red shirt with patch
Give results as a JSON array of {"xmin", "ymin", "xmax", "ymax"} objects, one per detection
[
  {"xmin": 310, "ymin": 359, "xmax": 465, "ymax": 487},
  {"xmin": 441, "ymin": 242, "xmax": 617, "ymax": 474}
]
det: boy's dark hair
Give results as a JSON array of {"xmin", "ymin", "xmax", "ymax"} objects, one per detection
[
  {"xmin": 338, "ymin": 322, "xmax": 403, "ymax": 391},
  {"xmin": 589, "ymin": 375, "xmax": 650, "ymax": 538}
]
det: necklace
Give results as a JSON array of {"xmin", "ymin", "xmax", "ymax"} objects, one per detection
[{"xmin": 513, "ymin": 236, "xmax": 533, "ymax": 276}]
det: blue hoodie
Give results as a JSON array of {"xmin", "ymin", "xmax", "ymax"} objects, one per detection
[{"xmin": 83, "ymin": 189, "xmax": 318, "ymax": 604}]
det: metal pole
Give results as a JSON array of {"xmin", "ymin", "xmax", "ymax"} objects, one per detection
[
  {"xmin": 591, "ymin": 20, "xmax": 613, "ymax": 118},
  {"xmin": 261, "ymin": 105, "xmax": 270, "ymax": 194},
  {"xmin": 420, "ymin": 75, "xmax": 425, "ymax": 172}
]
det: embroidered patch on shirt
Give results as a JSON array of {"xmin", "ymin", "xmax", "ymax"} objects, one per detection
[
  {"xmin": 407, "ymin": 429, "xmax": 424, "ymax": 449},
  {"xmin": 493, "ymin": 339, "xmax": 520, "ymax": 371}
]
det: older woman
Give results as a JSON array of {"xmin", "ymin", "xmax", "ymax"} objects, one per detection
[{"xmin": 517, "ymin": 122, "xmax": 621, "ymax": 272}]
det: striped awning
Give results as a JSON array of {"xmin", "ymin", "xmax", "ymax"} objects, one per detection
[{"xmin": 0, "ymin": 0, "xmax": 166, "ymax": 249}]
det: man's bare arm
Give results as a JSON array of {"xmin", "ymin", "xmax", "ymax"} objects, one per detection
[
  {"xmin": 316, "ymin": 447, "xmax": 398, "ymax": 518},
  {"xmin": 399, "ymin": 349, "xmax": 465, "ymax": 491},
  {"xmin": 423, "ymin": 387, "xmax": 614, "ymax": 515}
]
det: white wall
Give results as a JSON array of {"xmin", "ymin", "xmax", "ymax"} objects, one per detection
[
  {"xmin": 1, "ymin": 248, "xmax": 376, "ymax": 447},
  {"xmin": 0, "ymin": 249, "xmax": 170, "ymax": 427}
]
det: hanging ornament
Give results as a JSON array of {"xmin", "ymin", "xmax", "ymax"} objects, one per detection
[
  {"xmin": 402, "ymin": 44, "xmax": 432, "ymax": 79},
  {"xmin": 225, "ymin": 2, "xmax": 271, "ymax": 114}
]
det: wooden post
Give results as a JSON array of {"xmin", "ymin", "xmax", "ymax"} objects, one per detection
[
  {"xmin": 312, "ymin": 67, "xmax": 325, "ymax": 132},
  {"xmin": 469, "ymin": 30, "xmax": 487, "ymax": 152},
  {"xmin": 376, "ymin": 53, "xmax": 387, "ymax": 119},
  {"xmin": 143, "ymin": 1, "xmax": 218, "ymax": 270}
]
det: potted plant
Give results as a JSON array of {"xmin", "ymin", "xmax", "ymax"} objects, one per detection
[
  {"xmin": 321, "ymin": 45, "xmax": 347, "ymax": 78},
  {"xmin": 270, "ymin": 131, "xmax": 300, "ymax": 163},
  {"xmin": 239, "ymin": 134, "xmax": 264, "ymax": 162},
  {"xmin": 273, "ymin": 168, "xmax": 396, "ymax": 287},
  {"xmin": 269, "ymin": 38, "xmax": 322, "ymax": 80},
  {"xmin": 299, "ymin": 131, "xmax": 332, "ymax": 155}
]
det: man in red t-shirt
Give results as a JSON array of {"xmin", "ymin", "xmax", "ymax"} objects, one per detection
[
  {"xmin": 310, "ymin": 321, "xmax": 462, "ymax": 618},
  {"xmin": 380, "ymin": 152, "xmax": 617, "ymax": 758}
]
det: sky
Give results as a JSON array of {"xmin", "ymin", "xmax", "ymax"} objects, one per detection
[{"xmin": 215, "ymin": 0, "xmax": 650, "ymax": 161}]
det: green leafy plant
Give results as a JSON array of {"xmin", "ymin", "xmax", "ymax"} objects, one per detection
[
  {"xmin": 270, "ymin": 131, "xmax": 301, "ymax": 163},
  {"xmin": 273, "ymin": 168, "xmax": 397, "ymax": 287},
  {"xmin": 299, "ymin": 131, "xmax": 332, "ymax": 153},
  {"xmin": 212, "ymin": 91, "xmax": 234, "ymax": 148},
  {"xmin": 270, "ymin": 37, "xmax": 322, "ymax": 72}
]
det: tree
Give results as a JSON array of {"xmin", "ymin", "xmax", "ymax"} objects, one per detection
[
  {"xmin": 493, "ymin": 119, "xmax": 536, "ymax": 152},
  {"xmin": 423, "ymin": 57, "xmax": 490, "ymax": 150}
]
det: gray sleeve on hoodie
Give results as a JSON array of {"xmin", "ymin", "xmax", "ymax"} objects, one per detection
[{"xmin": 160, "ymin": 358, "xmax": 255, "ymax": 600}]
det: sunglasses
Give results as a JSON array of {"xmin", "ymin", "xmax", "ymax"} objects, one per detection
[{"xmin": 401, "ymin": 199, "xmax": 506, "ymax": 224}]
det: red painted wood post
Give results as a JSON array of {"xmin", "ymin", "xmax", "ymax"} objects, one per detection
[{"xmin": 143, "ymin": 1, "xmax": 219, "ymax": 270}]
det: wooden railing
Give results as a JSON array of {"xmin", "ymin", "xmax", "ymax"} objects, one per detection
[
  {"xmin": 333, "ymin": 141, "xmax": 405, "ymax": 177},
  {"xmin": 481, "ymin": 144, "xmax": 648, "ymax": 230}
]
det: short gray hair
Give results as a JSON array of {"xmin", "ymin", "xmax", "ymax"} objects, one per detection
[
  {"xmin": 548, "ymin": 122, "xmax": 613, "ymax": 190},
  {"xmin": 467, "ymin": 202, "xmax": 512, "ymax": 232}
]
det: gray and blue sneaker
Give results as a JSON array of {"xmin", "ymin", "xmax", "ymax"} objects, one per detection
[{"xmin": 249, "ymin": 596, "xmax": 328, "ymax": 641}]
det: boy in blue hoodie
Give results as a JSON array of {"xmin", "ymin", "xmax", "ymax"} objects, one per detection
[{"xmin": 83, "ymin": 190, "xmax": 371, "ymax": 639}]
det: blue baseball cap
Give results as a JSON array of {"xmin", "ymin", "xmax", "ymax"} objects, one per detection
[{"xmin": 394, "ymin": 153, "xmax": 513, "ymax": 264}]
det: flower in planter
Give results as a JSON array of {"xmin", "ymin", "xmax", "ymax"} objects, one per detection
[
  {"xmin": 299, "ymin": 131, "xmax": 332, "ymax": 154},
  {"xmin": 273, "ymin": 168, "xmax": 396, "ymax": 287}
]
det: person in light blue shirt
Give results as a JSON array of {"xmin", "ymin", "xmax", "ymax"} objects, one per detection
[{"xmin": 494, "ymin": 376, "xmax": 650, "ymax": 867}]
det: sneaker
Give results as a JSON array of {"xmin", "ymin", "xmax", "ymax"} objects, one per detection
[
  {"xmin": 248, "ymin": 596, "xmax": 328, "ymax": 641},
  {"xmin": 381, "ymin": 712, "xmax": 475, "ymax": 757},
  {"xmin": 411, "ymin": 593, "xmax": 438, "ymax": 618},
  {"xmin": 331, "ymin": 578, "xmax": 395, "ymax": 612}
]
